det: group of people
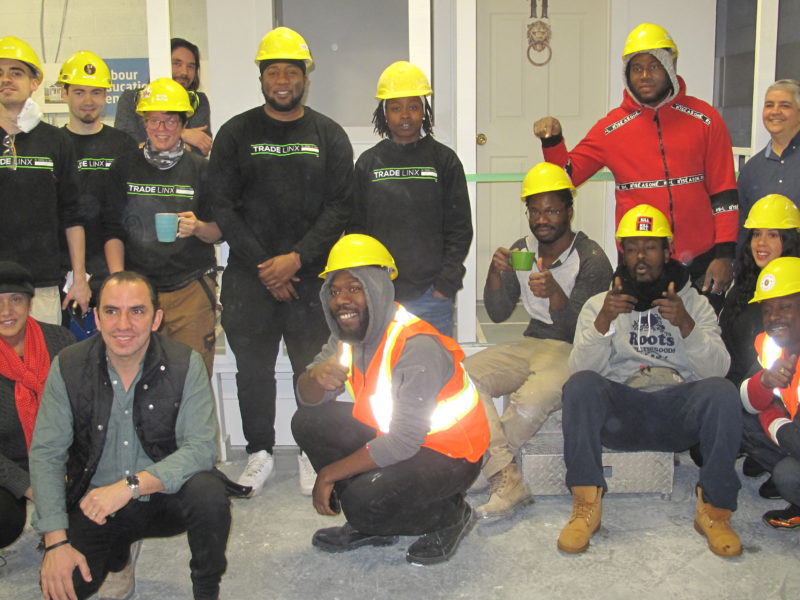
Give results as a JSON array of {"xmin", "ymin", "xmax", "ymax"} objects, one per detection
[{"xmin": 0, "ymin": 17, "xmax": 799, "ymax": 600}]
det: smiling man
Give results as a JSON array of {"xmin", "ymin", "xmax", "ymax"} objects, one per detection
[
  {"xmin": 533, "ymin": 23, "xmax": 739, "ymax": 311},
  {"xmin": 292, "ymin": 234, "xmax": 488, "ymax": 565},
  {"xmin": 0, "ymin": 36, "xmax": 90, "ymax": 325},
  {"xmin": 59, "ymin": 51, "xmax": 136, "ymax": 314},
  {"xmin": 740, "ymin": 257, "xmax": 800, "ymax": 529},
  {"xmin": 462, "ymin": 162, "xmax": 612, "ymax": 522},
  {"xmin": 558, "ymin": 204, "xmax": 742, "ymax": 557},
  {"xmin": 737, "ymin": 80, "xmax": 800, "ymax": 250},
  {"xmin": 29, "ymin": 271, "xmax": 230, "ymax": 600},
  {"xmin": 208, "ymin": 26, "xmax": 353, "ymax": 496}
]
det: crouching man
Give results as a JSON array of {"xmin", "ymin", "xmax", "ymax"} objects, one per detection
[
  {"xmin": 292, "ymin": 234, "xmax": 489, "ymax": 565},
  {"xmin": 741, "ymin": 257, "xmax": 800, "ymax": 529},
  {"xmin": 30, "ymin": 271, "xmax": 230, "ymax": 600},
  {"xmin": 559, "ymin": 205, "xmax": 743, "ymax": 557}
]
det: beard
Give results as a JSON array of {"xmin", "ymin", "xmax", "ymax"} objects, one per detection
[{"xmin": 265, "ymin": 94, "xmax": 303, "ymax": 113}]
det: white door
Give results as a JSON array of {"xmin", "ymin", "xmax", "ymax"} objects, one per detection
[{"xmin": 475, "ymin": 0, "xmax": 613, "ymax": 300}]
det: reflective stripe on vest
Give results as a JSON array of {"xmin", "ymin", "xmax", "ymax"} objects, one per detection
[
  {"xmin": 344, "ymin": 306, "xmax": 480, "ymax": 435},
  {"xmin": 756, "ymin": 332, "xmax": 800, "ymax": 419}
]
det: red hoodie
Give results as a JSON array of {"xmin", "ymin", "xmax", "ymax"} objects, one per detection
[{"xmin": 543, "ymin": 77, "xmax": 738, "ymax": 264}]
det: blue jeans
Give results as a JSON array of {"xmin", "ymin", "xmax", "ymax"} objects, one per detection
[
  {"xmin": 562, "ymin": 370, "xmax": 742, "ymax": 510},
  {"xmin": 402, "ymin": 285, "xmax": 455, "ymax": 337}
]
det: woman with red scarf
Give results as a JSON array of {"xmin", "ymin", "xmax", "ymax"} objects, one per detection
[{"xmin": 0, "ymin": 262, "xmax": 74, "ymax": 550}]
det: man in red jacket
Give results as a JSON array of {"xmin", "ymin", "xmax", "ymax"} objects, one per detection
[{"xmin": 533, "ymin": 23, "xmax": 739, "ymax": 310}]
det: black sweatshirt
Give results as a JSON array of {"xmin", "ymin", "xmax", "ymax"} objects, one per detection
[
  {"xmin": 105, "ymin": 149, "xmax": 215, "ymax": 291},
  {"xmin": 207, "ymin": 106, "xmax": 353, "ymax": 278},
  {"xmin": 350, "ymin": 136, "xmax": 472, "ymax": 300},
  {"xmin": 63, "ymin": 125, "xmax": 137, "ymax": 278},
  {"xmin": 0, "ymin": 122, "xmax": 82, "ymax": 286}
]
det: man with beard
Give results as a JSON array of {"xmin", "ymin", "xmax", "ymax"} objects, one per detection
[
  {"xmin": 533, "ymin": 23, "xmax": 739, "ymax": 310},
  {"xmin": 59, "ymin": 51, "xmax": 136, "ymax": 328},
  {"xmin": 208, "ymin": 27, "xmax": 353, "ymax": 496},
  {"xmin": 462, "ymin": 162, "xmax": 612, "ymax": 521},
  {"xmin": 740, "ymin": 257, "xmax": 800, "ymax": 529},
  {"xmin": 291, "ymin": 234, "xmax": 488, "ymax": 565},
  {"xmin": 558, "ymin": 204, "xmax": 742, "ymax": 557}
]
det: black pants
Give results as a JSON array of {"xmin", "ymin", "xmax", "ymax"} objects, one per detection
[
  {"xmin": 0, "ymin": 487, "xmax": 26, "ymax": 549},
  {"xmin": 221, "ymin": 265, "xmax": 329, "ymax": 454},
  {"xmin": 741, "ymin": 412, "xmax": 800, "ymax": 505},
  {"xmin": 562, "ymin": 371, "xmax": 742, "ymax": 510},
  {"xmin": 291, "ymin": 401, "xmax": 480, "ymax": 536},
  {"xmin": 68, "ymin": 471, "xmax": 230, "ymax": 600}
]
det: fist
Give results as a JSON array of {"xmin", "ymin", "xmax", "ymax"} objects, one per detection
[{"xmin": 533, "ymin": 117, "xmax": 562, "ymax": 139}]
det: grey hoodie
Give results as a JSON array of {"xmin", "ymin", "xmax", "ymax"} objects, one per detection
[
  {"xmin": 568, "ymin": 279, "xmax": 730, "ymax": 385},
  {"xmin": 298, "ymin": 266, "xmax": 455, "ymax": 467}
]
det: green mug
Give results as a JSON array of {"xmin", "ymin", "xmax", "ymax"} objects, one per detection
[{"xmin": 509, "ymin": 250, "xmax": 535, "ymax": 271}]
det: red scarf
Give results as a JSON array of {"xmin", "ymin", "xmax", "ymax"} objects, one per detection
[{"xmin": 0, "ymin": 318, "xmax": 50, "ymax": 449}]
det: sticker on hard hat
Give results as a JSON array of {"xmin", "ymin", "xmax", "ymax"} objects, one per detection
[
  {"xmin": 84, "ymin": 63, "xmax": 96, "ymax": 75},
  {"xmin": 760, "ymin": 274, "xmax": 776, "ymax": 292},
  {"xmin": 636, "ymin": 216, "xmax": 653, "ymax": 231},
  {"xmin": 155, "ymin": 94, "xmax": 168, "ymax": 102}
]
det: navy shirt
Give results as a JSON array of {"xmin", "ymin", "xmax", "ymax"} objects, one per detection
[{"xmin": 737, "ymin": 131, "xmax": 800, "ymax": 252}]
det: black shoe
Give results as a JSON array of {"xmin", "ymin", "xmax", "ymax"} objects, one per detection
[
  {"xmin": 311, "ymin": 522, "xmax": 398, "ymax": 553},
  {"xmin": 742, "ymin": 456, "xmax": 767, "ymax": 478},
  {"xmin": 406, "ymin": 503, "xmax": 476, "ymax": 566},
  {"xmin": 763, "ymin": 504, "xmax": 800, "ymax": 529},
  {"xmin": 759, "ymin": 476, "xmax": 781, "ymax": 500}
]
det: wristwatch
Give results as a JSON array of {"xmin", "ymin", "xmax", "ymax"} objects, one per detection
[{"xmin": 126, "ymin": 474, "xmax": 141, "ymax": 500}]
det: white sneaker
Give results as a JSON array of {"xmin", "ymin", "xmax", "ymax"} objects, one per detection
[
  {"xmin": 237, "ymin": 450, "xmax": 274, "ymax": 497},
  {"xmin": 97, "ymin": 540, "xmax": 142, "ymax": 600},
  {"xmin": 298, "ymin": 452, "xmax": 316, "ymax": 496}
]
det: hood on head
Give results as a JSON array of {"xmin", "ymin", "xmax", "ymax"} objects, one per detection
[
  {"xmin": 319, "ymin": 265, "xmax": 396, "ymax": 348},
  {"xmin": 623, "ymin": 47, "xmax": 679, "ymax": 109}
]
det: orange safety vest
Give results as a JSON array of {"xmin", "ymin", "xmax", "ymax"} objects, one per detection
[
  {"xmin": 755, "ymin": 332, "xmax": 800, "ymax": 420},
  {"xmin": 342, "ymin": 304, "xmax": 488, "ymax": 463}
]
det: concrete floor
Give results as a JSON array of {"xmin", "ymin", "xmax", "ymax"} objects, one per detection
[{"xmin": 1, "ymin": 449, "xmax": 799, "ymax": 600}]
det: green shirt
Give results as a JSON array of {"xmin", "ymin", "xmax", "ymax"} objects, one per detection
[{"xmin": 29, "ymin": 348, "xmax": 217, "ymax": 534}]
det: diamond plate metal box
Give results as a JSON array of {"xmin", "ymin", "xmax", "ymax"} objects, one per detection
[{"xmin": 520, "ymin": 432, "xmax": 674, "ymax": 497}]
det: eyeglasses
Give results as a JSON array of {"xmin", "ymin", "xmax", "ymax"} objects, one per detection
[
  {"xmin": 2, "ymin": 133, "xmax": 17, "ymax": 171},
  {"xmin": 526, "ymin": 207, "xmax": 562, "ymax": 220},
  {"xmin": 144, "ymin": 117, "xmax": 181, "ymax": 131}
]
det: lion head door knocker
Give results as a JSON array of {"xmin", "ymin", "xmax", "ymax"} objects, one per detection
[{"xmin": 527, "ymin": 0, "xmax": 552, "ymax": 67}]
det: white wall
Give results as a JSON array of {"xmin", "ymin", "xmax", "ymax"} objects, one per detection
[{"xmin": 608, "ymin": 1, "xmax": 717, "ymax": 111}]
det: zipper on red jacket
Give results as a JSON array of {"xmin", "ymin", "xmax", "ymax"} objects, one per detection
[{"xmin": 653, "ymin": 111, "xmax": 676, "ymax": 239}]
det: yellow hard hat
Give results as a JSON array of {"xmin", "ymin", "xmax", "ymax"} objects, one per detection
[
  {"xmin": 319, "ymin": 234, "xmax": 398, "ymax": 280},
  {"xmin": 744, "ymin": 194, "xmax": 800, "ymax": 230},
  {"xmin": 135, "ymin": 78, "xmax": 195, "ymax": 116},
  {"xmin": 616, "ymin": 204, "xmax": 673, "ymax": 241},
  {"xmin": 750, "ymin": 257, "xmax": 800, "ymax": 303},
  {"xmin": 0, "ymin": 36, "xmax": 43, "ymax": 79},
  {"xmin": 520, "ymin": 162, "xmax": 576, "ymax": 200},
  {"xmin": 254, "ymin": 27, "xmax": 313, "ymax": 68},
  {"xmin": 622, "ymin": 23, "xmax": 678, "ymax": 59},
  {"xmin": 58, "ymin": 51, "xmax": 112, "ymax": 89},
  {"xmin": 375, "ymin": 61, "xmax": 432, "ymax": 100}
]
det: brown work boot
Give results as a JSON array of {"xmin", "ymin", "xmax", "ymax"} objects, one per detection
[
  {"xmin": 476, "ymin": 462, "xmax": 534, "ymax": 520},
  {"xmin": 557, "ymin": 486, "xmax": 602, "ymax": 554},
  {"xmin": 694, "ymin": 486, "xmax": 742, "ymax": 557}
]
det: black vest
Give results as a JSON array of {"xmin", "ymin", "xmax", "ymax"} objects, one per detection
[{"xmin": 58, "ymin": 332, "xmax": 191, "ymax": 509}]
